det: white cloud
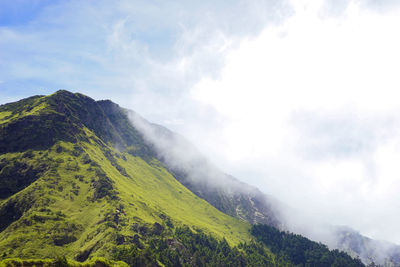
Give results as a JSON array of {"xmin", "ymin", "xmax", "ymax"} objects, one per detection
[
  {"xmin": 0, "ymin": 0, "xmax": 290, "ymax": 107},
  {"xmin": 188, "ymin": 0, "xmax": 400, "ymax": 243}
]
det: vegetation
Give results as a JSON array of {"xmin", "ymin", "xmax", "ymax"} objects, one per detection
[
  {"xmin": 0, "ymin": 257, "xmax": 128, "ymax": 267},
  {"xmin": 251, "ymin": 224, "xmax": 365, "ymax": 267},
  {"xmin": 112, "ymin": 225, "xmax": 286, "ymax": 267},
  {"xmin": 0, "ymin": 90, "xmax": 365, "ymax": 266},
  {"xmin": 0, "ymin": 91, "xmax": 251, "ymax": 261}
]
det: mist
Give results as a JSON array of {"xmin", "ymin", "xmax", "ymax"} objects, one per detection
[
  {"xmin": 125, "ymin": 0, "xmax": 400, "ymax": 262},
  {"xmin": 127, "ymin": 110, "xmax": 261, "ymax": 194},
  {"xmin": 177, "ymin": 1, "xmax": 400, "ymax": 245}
]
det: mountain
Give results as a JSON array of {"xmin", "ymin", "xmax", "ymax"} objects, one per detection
[
  {"xmin": 126, "ymin": 95, "xmax": 400, "ymax": 267},
  {"xmin": 0, "ymin": 90, "xmax": 364, "ymax": 266},
  {"xmin": 333, "ymin": 226, "xmax": 400, "ymax": 266}
]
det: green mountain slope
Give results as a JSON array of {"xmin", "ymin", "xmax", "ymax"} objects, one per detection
[
  {"xmin": 0, "ymin": 90, "xmax": 365, "ymax": 266},
  {"xmin": 0, "ymin": 91, "xmax": 251, "ymax": 259}
]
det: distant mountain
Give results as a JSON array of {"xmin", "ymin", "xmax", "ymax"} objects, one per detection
[
  {"xmin": 0, "ymin": 90, "xmax": 365, "ymax": 266},
  {"xmin": 278, "ymin": 201, "xmax": 400, "ymax": 266},
  {"xmin": 333, "ymin": 226, "xmax": 400, "ymax": 266}
]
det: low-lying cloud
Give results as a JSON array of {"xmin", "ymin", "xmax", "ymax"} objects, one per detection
[{"xmin": 187, "ymin": 0, "xmax": 400, "ymax": 244}]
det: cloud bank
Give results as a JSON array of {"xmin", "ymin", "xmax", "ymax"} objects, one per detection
[{"xmin": 190, "ymin": 0, "xmax": 400, "ymax": 243}]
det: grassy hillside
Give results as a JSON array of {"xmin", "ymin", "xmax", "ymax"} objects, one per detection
[
  {"xmin": 0, "ymin": 257, "xmax": 128, "ymax": 267},
  {"xmin": 0, "ymin": 91, "xmax": 256, "ymax": 261},
  {"xmin": 0, "ymin": 91, "xmax": 365, "ymax": 266},
  {"xmin": 0, "ymin": 131, "xmax": 251, "ymax": 260}
]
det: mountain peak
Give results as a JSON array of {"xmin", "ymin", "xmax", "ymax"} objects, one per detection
[{"xmin": 52, "ymin": 89, "xmax": 75, "ymax": 96}]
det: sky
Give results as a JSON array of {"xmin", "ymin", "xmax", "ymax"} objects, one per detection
[{"xmin": 1, "ymin": 0, "xmax": 400, "ymax": 244}]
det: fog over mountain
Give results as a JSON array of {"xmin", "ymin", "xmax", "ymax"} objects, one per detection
[{"xmin": 2, "ymin": 0, "xmax": 400, "ymax": 252}]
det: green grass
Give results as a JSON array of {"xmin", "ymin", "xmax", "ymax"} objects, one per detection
[
  {"xmin": 0, "ymin": 96, "xmax": 48, "ymax": 124},
  {"xmin": 0, "ymin": 91, "xmax": 276, "ymax": 265},
  {"xmin": 0, "ymin": 111, "xmax": 11, "ymax": 121},
  {"xmin": 0, "ymin": 257, "xmax": 128, "ymax": 267},
  {"xmin": 98, "ymin": 144, "xmax": 251, "ymax": 244},
  {"xmin": 0, "ymin": 126, "xmax": 251, "ymax": 260},
  {"xmin": 0, "ymin": 90, "xmax": 365, "ymax": 267}
]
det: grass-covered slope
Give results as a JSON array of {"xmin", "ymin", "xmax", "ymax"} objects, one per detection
[
  {"xmin": 0, "ymin": 90, "xmax": 365, "ymax": 266},
  {"xmin": 0, "ymin": 257, "xmax": 128, "ymax": 267},
  {"xmin": 0, "ymin": 91, "xmax": 252, "ymax": 260},
  {"xmin": 0, "ymin": 137, "xmax": 249, "ymax": 258}
]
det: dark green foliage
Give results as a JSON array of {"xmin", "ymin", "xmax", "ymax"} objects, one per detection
[
  {"xmin": 91, "ymin": 168, "xmax": 117, "ymax": 200},
  {"xmin": 56, "ymin": 145, "xmax": 63, "ymax": 153},
  {"xmin": 113, "ymin": 245, "xmax": 158, "ymax": 267},
  {"xmin": 23, "ymin": 150, "xmax": 34, "ymax": 159},
  {"xmin": 165, "ymin": 218, "xmax": 174, "ymax": 229},
  {"xmin": 80, "ymin": 153, "xmax": 91, "ymax": 164},
  {"xmin": 72, "ymin": 145, "xmax": 84, "ymax": 157},
  {"xmin": 44, "ymin": 91, "xmax": 153, "ymax": 157},
  {"xmin": 0, "ymin": 111, "xmax": 79, "ymax": 154},
  {"xmin": 0, "ymin": 158, "xmax": 47, "ymax": 199},
  {"xmin": 53, "ymin": 256, "xmax": 69, "ymax": 267},
  {"xmin": 0, "ymin": 91, "xmax": 151, "ymax": 156},
  {"xmin": 48, "ymin": 220, "xmax": 81, "ymax": 246},
  {"xmin": 0, "ymin": 257, "xmax": 119, "ymax": 267},
  {"xmin": 103, "ymin": 149, "xmax": 129, "ymax": 177},
  {"xmin": 0, "ymin": 95, "xmax": 43, "ymax": 114},
  {"xmin": 251, "ymin": 224, "xmax": 365, "ymax": 267},
  {"xmin": 0, "ymin": 194, "xmax": 34, "ymax": 232},
  {"xmin": 53, "ymin": 235, "xmax": 77, "ymax": 246},
  {"xmin": 113, "ymin": 225, "xmax": 279, "ymax": 267},
  {"xmin": 46, "ymin": 91, "xmax": 121, "ymax": 146},
  {"xmin": 0, "ymin": 258, "xmax": 53, "ymax": 267},
  {"xmin": 151, "ymin": 222, "xmax": 164, "ymax": 236}
]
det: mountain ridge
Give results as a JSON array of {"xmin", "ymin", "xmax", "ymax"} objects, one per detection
[
  {"xmin": 0, "ymin": 90, "xmax": 252, "ymax": 258},
  {"xmin": 0, "ymin": 90, "xmax": 368, "ymax": 266}
]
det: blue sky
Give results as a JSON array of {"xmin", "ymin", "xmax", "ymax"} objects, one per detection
[
  {"xmin": 0, "ymin": 0, "xmax": 287, "ymax": 107},
  {"xmin": 2, "ymin": 0, "xmax": 400, "ymax": 244}
]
